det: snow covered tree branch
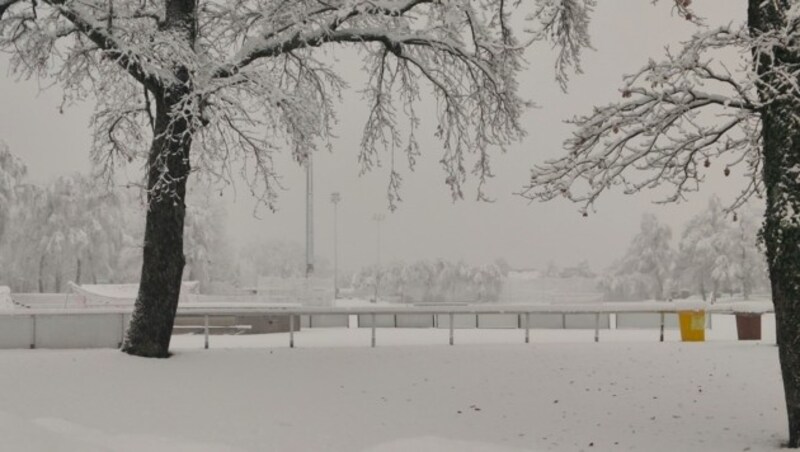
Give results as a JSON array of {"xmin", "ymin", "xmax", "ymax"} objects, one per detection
[
  {"xmin": 527, "ymin": 0, "xmax": 595, "ymax": 91},
  {"xmin": 193, "ymin": 0, "xmax": 531, "ymax": 206},
  {"xmin": 2, "ymin": 0, "xmax": 549, "ymax": 209},
  {"xmin": 521, "ymin": 25, "xmax": 765, "ymax": 214}
]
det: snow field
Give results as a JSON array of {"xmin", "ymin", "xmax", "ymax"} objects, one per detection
[{"xmin": 0, "ymin": 314, "xmax": 785, "ymax": 452}]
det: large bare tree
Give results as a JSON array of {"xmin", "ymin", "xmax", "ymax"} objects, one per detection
[
  {"xmin": 0, "ymin": 0, "xmax": 572, "ymax": 357},
  {"xmin": 522, "ymin": 0, "xmax": 800, "ymax": 446}
]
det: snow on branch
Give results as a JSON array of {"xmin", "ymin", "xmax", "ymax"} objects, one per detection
[
  {"xmin": 210, "ymin": 0, "xmax": 436, "ymax": 78},
  {"xmin": 2, "ymin": 0, "xmax": 585, "ymax": 210},
  {"xmin": 195, "ymin": 0, "xmax": 531, "ymax": 207},
  {"xmin": 0, "ymin": 0, "xmax": 22, "ymax": 19},
  {"xmin": 521, "ymin": 25, "xmax": 765, "ymax": 215},
  {"xmin": 0, "ymin": 0, "xmax": 172, "ymax": 93},
  {"xmin": 527, "ymin": 0, "xmax": 595, "ymax": 91}
]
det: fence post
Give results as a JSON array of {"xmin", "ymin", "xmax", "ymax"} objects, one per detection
[
  {"xmin": 30, "ymin": 314, "xmax": 36, "ymax": 349},
  {"xmin": 659, "ymin": 312, "xmax": 665, "ymax": 343},
  {"xmin": 119, "ymin": 314, "xmax": 125, "ymax": 348},
  {"xmin": 290, "ymin": 314, "xmax": 295, "ymax": 349},
  {"xmin": 204, "ymin": 315, "xmax": 209, "ymax": 350},
  {"xmin": 594, "ymin": 313, "xmax": 600, "ymax": 343},
  {"xmin": 449, "ymin": 312, "xmax": 454, "ymax": 346},
  {"xmin": 525, "ymin": 312, "xmax": 530, "ymax": 344},
  {"xmin": 371, "ymin": 313, "xmax": 376, "ymax": 348}
]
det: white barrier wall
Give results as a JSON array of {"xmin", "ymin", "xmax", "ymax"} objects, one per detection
[
  {"xmin": 35, "ymin": 314, "xmax": 126, "ymax": 349},
  {"xmin": 395, "ymin": 314, "xmax": 435, "ymax": 328},
  {"xmin": 616, "ymin": 313, "xmax": 680, "ymax": 329},
  {"xmin": 565, "ymin": 314, "xmax": 611, "ymax": 330},
  {"xmin": 476, "ymin": 314, "xmax": 519, "ymax": 329},
  {"xmin": 526, "ymin": 314, "xmax": 565, "ymax": 329},
  {"xmin": 0, "ymin": 316, "xmax": 34, "ymax": 349},
  {"xmin": 304, "ymin": 315, "xmax": 349, "ymax": 328},
  {"xmin": 436, "ymin": 314, "xmax": 478, "ymax": 329},
  {"xmin": 0, "ymin": 313, "xmax": 131, "ymax": 349},
  {"xmin": 358, "ymin": 314, "xmax": 396, "ymax": 328}
]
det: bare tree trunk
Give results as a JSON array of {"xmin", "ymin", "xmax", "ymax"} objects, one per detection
[
  {"xmin": 762, "ymin": 106, "xmax": 800, "ymax": 446},
  {"xmin": 55, "ymin": 270, "xmax": 62, "ymax": 293},
  {"xmin": 654, "ymin": 276, "xmax": 664, "ymax": 301},
  {"xmin": 741, "ymin": 247, "xmax": 752, "ymax": 300},
  {"xmin": 38, "ymin": 254, "xmax": 45, "ymax": 293},
  {"xmin": 87, "ymin": 252, "xmax": 98, "ymax": 284},
  {"xmin": 121, "ymin": 0, "xmax": 196, "ymax": 358},
  {"xmin": 122, "ymin": 92, "xmax": 192, "ymax": 358},
  {"xmin": 75, "ymin": 257, "xmax": 82, "ymax": 285},
  {"xmin": 762, "ymin": 100, "xmax": 800, "ymax": 447},
  {"xmin": 750, "ymin": 1, "xmax": 800, "ymax": 445}
]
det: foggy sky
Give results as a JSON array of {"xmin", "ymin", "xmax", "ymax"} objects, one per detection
[{"xmin": 0, "ymin": 1, "xmax": 752, "ymax": 274}]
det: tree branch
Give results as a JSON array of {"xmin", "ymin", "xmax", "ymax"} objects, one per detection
[
  {"xmin": 42, "ymin": 0, "xmax": 161, "ymax": 91},
  {"xmin": 520, "ymin": 24, "xmax": 764, "ymax": 214},
  {"xmin": 210, "ymin": 0, "xmax": 435, "ymax": 79},
  {"xmin": 0, "ymin": 0, "xmax": 23, "ymax": 19}
]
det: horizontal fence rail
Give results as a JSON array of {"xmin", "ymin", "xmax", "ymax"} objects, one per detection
[{"xmin": 0, "ymin": 301, "xmax": 774, "ymax": 350}]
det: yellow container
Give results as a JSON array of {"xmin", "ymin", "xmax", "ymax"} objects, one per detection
[{"xmin": 678, "ymin": 311, "xmax": 705, "ymax": 342}]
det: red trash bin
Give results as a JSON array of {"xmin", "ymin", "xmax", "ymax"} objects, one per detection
[{"xmin": 735, "ymin": 313, "xmax": 762, "ymax": 340}]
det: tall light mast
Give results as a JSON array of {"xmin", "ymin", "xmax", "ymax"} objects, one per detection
[
  {"xmin": 305, "ymin": 154, "xmax": 314, "ymax": 277},
  {"xmin": 372, "ymin": 213, "xmax": 385, "ymax": 303},
  {"xmin": 330, "ymin": 192, "xmax": 341, "ymax": 298}
]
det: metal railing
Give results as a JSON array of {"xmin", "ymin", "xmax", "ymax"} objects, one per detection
[{"xmin": 0, "ymin": 301, "xmax": 773, "ymax": 350}]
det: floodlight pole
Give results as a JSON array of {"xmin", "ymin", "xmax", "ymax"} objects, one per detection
[
  {"xmin": 330, "ymin": 192, "xmax": 341, "ymax": 299},
  {"xmin": 306, "ymin": 154, "xmax": 314, "ymax": 278},
  {"xmin": 372, "ymin": 213, "xmax": 385, "ymax": 303}
]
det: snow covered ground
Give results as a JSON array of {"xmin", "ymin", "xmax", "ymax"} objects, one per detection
[{"xmin": 0, "ymin": 315, "xmax": 786, "ymax": 451}]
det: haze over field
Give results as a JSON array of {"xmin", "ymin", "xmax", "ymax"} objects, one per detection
[{"xmin": 0, "ymin": 1, "xmax": 751, "ymax": 274}]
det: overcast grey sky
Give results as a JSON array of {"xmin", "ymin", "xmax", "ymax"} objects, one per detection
[{"xmin": 0, "ymin": 1, "xmax": 751, "ymax": 273}]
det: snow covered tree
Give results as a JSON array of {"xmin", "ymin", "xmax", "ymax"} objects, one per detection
[
  {"xmin": 471, "ymin": 263, "xmax": 504, "ymax": 302},
  {"xmin": 182, "ymin": 187, "xmax": 236, "ymax": 290},
  {"xmin": 0, "ymin": 0, "xmax": 551, "ymax": 356},
  {"xmin": 493, "ymin": 258, "xmax": 511, "ymax": 277},
  {"xmin": 675, "ymin": 196, "xmax": 768, "ymax": 300},
  {"xmin": 602, "ymin": 214, "xmax": 673, "ymax": 301},
  {"xmin": 238, "ymin": 239, "xmax": 306, "ymax": 284},
  {"xmin": 403, "ymin": 260, "xmax": 435, "ymax": 301},
  {"xmin": 353, "ymin": 259, "xmax": 504, "ymax": 303},
  {"xmin": 520, "ymin": 0, "xmax": 800, "ymax": 445},
  {"xmin": 39, "ymin": 176, "xmax": 92, "ymax": 291},
  {"xmin": 726, "ymin": 206, "xmax": 769, "ymax": 299},
  {"xmin": 0, "ymin": 142, "xmax": 26, "ymax": 244},
  {"xmin": 542, "ymin": 260, "xmax": 561, "ymax": 278},
  {"xmin": 559, "ymin": 259, "xmax": 594, "ymax": 278},
  {"xmin": 0, "ymin": 144, "xmax": 29, "ymax": 290},
  {"xmin": 13, "ymin": 174, "xmax": 125, "ymax": 291},
  {"xmin": 675, "ymin": 196, "xmax": 734, "ymax": 301},
  {"xmin": 3, "ymin": 184, "xmax": 48, "ymax": 292}
]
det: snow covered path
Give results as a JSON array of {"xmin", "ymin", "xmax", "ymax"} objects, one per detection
[{"xmin": 0, "ymin": 325, "xmax": 786, "ymax": 451}]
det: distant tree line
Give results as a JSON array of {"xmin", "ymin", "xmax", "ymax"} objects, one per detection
[
  {"xmin": 0, "ymin": 142, "xmax": 341, "ymax": 294},
  {"xmin": 600, "ymin": 197, "xmax": 769, "ymax": 302},
  {"xmin": 352, "ymin": 259, "xmax": 507, "ymax": 303},
  {"xmin": 0, "ymin": 144, "xmax": 135, "ymax": 292},
  {"xmin": 540, "ymin": 260, "xmax": 596, "ymax": 279}
]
